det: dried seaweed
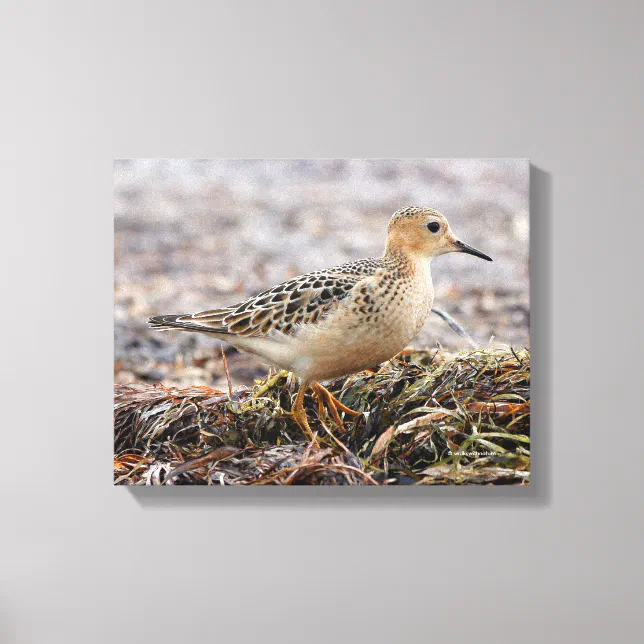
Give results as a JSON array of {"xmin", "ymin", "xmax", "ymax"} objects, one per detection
[{"xmin": 114, "ymin": 347, "xmax": 530, "ymax": 485}]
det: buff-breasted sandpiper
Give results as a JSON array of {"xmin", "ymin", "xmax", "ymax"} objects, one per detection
[{"xmin": 149, "ymin": 207, "xmax": 492, "ymax": 439}]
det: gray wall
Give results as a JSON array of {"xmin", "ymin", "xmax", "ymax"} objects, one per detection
[{"xmin": 1, "ymin": 1, "xmax": 642, "ymax": 642}]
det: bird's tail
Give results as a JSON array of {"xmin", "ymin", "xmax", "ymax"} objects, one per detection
[{"xmin": 148, "ymin": 314, "xmax": 230, "ymax": 335}]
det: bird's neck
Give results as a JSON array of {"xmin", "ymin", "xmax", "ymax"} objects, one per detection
[
  {"xmin": 382, "ymin": 247, "xmax": 434, "ymax": 330},
  {"xmin": 382, "ymin": 246, "xmax": 431, "ymax": 278},
  {"xmin": 382, "ymin": 247, "xmax": 434, "ymax": 301}
]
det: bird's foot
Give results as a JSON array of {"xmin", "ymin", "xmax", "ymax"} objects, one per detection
[
  {"xmin": 312, "ymin": 383, "xmax": 361, "ymax": 433},
  {"xmin": 292, "ymin": 383, "xmax": 319, "ymax": 445}
]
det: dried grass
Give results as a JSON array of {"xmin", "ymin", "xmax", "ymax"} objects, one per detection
[{"xmin": 114, "ymin": 347, "xmax": 530, "ymax": 485}]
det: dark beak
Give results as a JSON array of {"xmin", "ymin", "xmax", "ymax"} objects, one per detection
[
  {"xmin": 454, "ymin": 241, "xmax": 492, "ymax": 262},
  {"xmin": 454, "ymin": 240, "xmax": 493, "ymax": 261}
]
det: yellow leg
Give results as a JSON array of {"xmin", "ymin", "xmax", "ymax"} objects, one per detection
[
  {"xmin": 292, "ymin": 383, "xmax": 314, "ymax": 442},
  {"xmin": 313, "ymin": 383, "xmax": 361, "ymax": 431},
  {"xmin": 315, "ymin": 388, "xmax": 325, "ymax": 419}
]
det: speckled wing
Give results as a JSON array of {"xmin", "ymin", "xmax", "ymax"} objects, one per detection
[{"xmin": 148, "ymin": 258, "xmax": 383, "ymax": 338}]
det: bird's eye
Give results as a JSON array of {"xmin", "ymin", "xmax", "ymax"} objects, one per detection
[{"xmin": 427, "ymin": 221, "xmax": 440, "ymax": 233}]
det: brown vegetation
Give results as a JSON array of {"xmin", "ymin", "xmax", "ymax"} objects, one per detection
[{"xmin": 114, "ymin": 347, "xmax": 530, "ymax": 485}]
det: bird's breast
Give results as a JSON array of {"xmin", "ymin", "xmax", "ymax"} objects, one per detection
[{"xmin": 281, "ymin": 263, "xmax": 434, "ymax": 382}]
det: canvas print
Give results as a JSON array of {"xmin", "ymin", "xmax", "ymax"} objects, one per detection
[{"xmin": 114, "ymin": 159, "xmax": 530, "ymax": 485}]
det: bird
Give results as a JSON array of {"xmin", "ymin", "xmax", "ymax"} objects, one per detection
[{"xmin": 149, "ymin": 207, "xmax": 492, "ymax": 440}]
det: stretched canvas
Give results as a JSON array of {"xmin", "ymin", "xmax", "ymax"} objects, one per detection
[{"xmin": 114, "ymin": 159, "xmax": 530, "ymax": 486}]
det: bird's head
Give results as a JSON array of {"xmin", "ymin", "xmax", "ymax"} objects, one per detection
[{"xmin": 385, "ymin": 207, "xmax": 492, "ymax": 262}]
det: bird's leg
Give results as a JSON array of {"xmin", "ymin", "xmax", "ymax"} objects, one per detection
[
  {"xmin": 292, "ymin": 383, "xmax": 314, "ymax": 442},
  {"xmin": 315, "ymin": 388, "xmax": 325, "ymax": 419},
  {"xmin": 316, "ymin": 384, "xmax": 361, "ymax": 417},
  {"xmin": 312, "ymin": 383, "xmax": 361, "ymax": 432},
  {"xmin": 312, "ymin": 383, "xmax": 343, "ymax": 427}
]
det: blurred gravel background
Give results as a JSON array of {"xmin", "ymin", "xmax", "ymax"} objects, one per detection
[{"xmin": 114, "ymin": 159, "xmax": 529, "ymax": 389}]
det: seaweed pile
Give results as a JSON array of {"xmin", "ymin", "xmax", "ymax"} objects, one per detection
[{"xmin": 114, "ymin": 348, "xmax": 530, "ymax": 485}]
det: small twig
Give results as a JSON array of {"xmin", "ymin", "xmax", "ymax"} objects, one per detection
[
  {"xmin": 252, "ymin": 369, "xmax": 288, "ymax": 399},
  {"xmin": 254, "ymin": 460, "xmax": 377, "ymax": 485},
  {"xmin": 431, "ymin": 308, "xmax": 479, "ymax": 349},
  {"xmin": 163, "ymin": 446, "xmax": 240, "ymax": 484},
  {"xmin": 308, "ymin": 463, "xmax": 379, "ymax": 486},
  {"xmin": 318, "ymin": 418, "xmax": 351, "ymax": 455},
  {"xmin": 220, "ymin": 346, "xmax": 233, "ymax": 399},
  {"xmin": 510, "ymin": 346, "xmax": 523, "ymax": 366}
]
